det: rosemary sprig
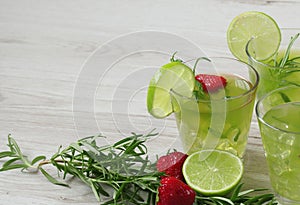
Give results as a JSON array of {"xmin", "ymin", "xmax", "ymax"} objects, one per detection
[
  {"xmin": 51, "ymin": 132, "xmax": 162, "ymax": 204},
  {"xmin": 192, "ymin": 57, "xmax": 211, "ymax": 100},
  {"xmin": 0, "ymin": 132, "xmax": 162, "ymax": 204},
  {"xmin": 266, "ymin": 33, "xmax": 300, "ymax": 88},
  {"xmin": 193, "ymin": 79, "xmax": 206, "ymax": 100},
  {"xmin": 0, "ymin": 133, "xmax": 277, "ymax": 204},
  {"xmin": 195, "ymin": 184, "xmax": 278, "ymax": 205},
  {"xmin": 0, "ymin": 135, "xmax": 46, "ymax": 172},
  {"xmin": 275, "ymin": 33, "xmax": 300, "ymax": 68},
  {"xmin": 170, "ymin": 51, "xmax": 183, "ymax": 63}
]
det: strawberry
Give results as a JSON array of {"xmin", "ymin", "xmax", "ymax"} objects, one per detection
[
  {"xmin": 195, "ymin": 74, "xmax": 227, "ymax": 92},
  {"xmin": 157, "ymin": 176, "xmax": 195, "ymax": 205},
  {"xmin": 156, "ymin": 151, "xmax": 188, "ymax": 181}
]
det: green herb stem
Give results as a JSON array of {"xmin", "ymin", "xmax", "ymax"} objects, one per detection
[{"xmin": 275, "ymin": 33, "xmax": 300, "ymax": 68}]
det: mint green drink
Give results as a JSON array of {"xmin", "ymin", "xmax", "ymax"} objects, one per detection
[
  {"xmin": 170, "ymin": 57, "xmax": 258, "ymax": 158},
  {"xmin": 171, "ymin": 74, "xmax": 256, "ymax": 157},
  {"xmin": 256, "ymin": 86, "xmax": 300, "ymax": 204}
]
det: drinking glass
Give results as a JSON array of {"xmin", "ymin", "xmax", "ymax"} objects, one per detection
[
  {"xmin": 170, "ymin": 57, "xmax": 259, "ymax": 158},
  {"xmin": 256, "ymin": 85, "xmax": 300, "ymax": 204},
  {"xmin": 246, "ymin": 28, "xmax": 300, "ymax": 99}
]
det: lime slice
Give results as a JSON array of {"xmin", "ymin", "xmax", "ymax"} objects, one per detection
[
  {"xmin": 147, "ymin": 61, "xmax": 195, "ymax": 118},
  {"xmin": 182, "ymin": 149, "xmax": 243, "ymax": 196},
  {"xmin": 227, "ymin": 11, "xmax": 281, "ymax": 62}
]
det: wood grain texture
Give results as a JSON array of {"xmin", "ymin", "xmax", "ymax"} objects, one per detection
[{"xmin": 1, "ymin": 0, "xmax": 300, "ymax": 204}]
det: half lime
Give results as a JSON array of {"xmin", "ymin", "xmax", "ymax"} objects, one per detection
[{"xmin": 182, "ymin": 149, "xmax": 243, "ymax": 196}]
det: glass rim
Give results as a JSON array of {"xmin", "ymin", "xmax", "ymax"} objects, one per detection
[
  {"xmin": 246, "ymin": 28, "xmax": 300, "ymax": 69},
  {"xmin": 246, "ymin": 38, "xmax": 273, "ymax": 68},
  {"xmin": 255, "ymin": 85, "xmax": 300, "ymax": 135},
  {"xmin": 170, "ymin": 56, "xmax": 259, "ymax": 102}
]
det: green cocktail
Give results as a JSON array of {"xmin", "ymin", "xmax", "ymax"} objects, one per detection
[
  {"xmin": 256, "ymin": 86, "xmax": 300, "ymax": 204},
  {"xmin": 169, "ymin": 57, "xmax": 259, "ymax": 157},
  {"xmin": 246, "ymin": 29, "xmax": 300, "ymax": 99}
]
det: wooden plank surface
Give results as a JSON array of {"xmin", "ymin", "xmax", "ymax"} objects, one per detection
[{"xmin": 1, "ymin": 0, "xmax": 300, "ymax": 204}]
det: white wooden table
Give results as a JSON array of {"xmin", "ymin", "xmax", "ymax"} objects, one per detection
[{"xmin": 1, "ymin": 0, "xmax": 300, "ymax": 204}]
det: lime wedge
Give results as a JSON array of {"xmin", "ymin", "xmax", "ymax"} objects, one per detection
[
  {"xmin": 182, "ymin": 149, "xmax": 243, "ymax": 196},
  {"xmin": 147, "ymin": 61, "xmax": 195, "ymax": 118},
  {"xmin": 227, "ymin": 11, "xmax": 281, "ymax": 62}
]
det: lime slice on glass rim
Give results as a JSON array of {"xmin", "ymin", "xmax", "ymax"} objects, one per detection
[
  {"xmin": 227, "ymin": 11, "xmax": 281, "ymax": 62},
  {"xmin": 182, "ymin": 149, "xmax": 243, "ymax": 196},
  {"xmin": 147, "ymin": 61, "xmax": 195, "ymax": 118}
]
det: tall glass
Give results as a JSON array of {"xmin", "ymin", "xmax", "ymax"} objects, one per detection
[
  {"xmin": 246, "ymin": 28, "xmax": 300, "ymax": 99},
  {"xmin": 256, "ymin": 85, "xmax": 300, "ymax": 204},
  {"xmin": 170, "ymin": 57, "xmax": 259, "ymax": 158}
]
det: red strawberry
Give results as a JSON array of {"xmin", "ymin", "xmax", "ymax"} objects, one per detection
[
  {"xmin": 195, "ymin": 74, "xmax": 227, "ymax": 92},
  {"xmin": 156, "ymin": 152, "xmax": 188, "ymax": 181},
  {"xmin": 157, "ymin": 176, "xmax": 195, "ymax": 205}
]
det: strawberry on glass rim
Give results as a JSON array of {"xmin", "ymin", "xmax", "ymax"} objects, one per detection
[{"xmin": 195, "ymin": 74, "xmax": 227, "ymax": 93}]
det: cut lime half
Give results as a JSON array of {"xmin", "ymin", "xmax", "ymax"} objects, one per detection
[
  {"xmin": 182, "ymin": 149, "xmax": 243, "ymax": 196},
  {"xmin": 147, "ymin": 61, "xmax": 195, "ymax": 118},
  {"xmin": 227, "ymin": 11, "xmax": 281, "ymax": 62}
]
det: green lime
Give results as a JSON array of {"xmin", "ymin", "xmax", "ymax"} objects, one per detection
[
  {"xmin": 147, "ymin": 61, "xmax": 195, "ymax": 118},
  {"xmin": 182, "ymin": 149, "xmax": 243, "ymax": 196},
  {"xmin": 227, "ymin": 11, "xmax": 281, "ymax": 62}
]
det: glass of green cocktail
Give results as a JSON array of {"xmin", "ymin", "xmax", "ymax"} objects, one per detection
[
  {"xmin": 169, "ymin": 57, "xmax": 259, "ymax": 158},
  {"xmin": 256, "ymin": 85, "xmax": 300, "ymax": 204},
  {"xmin": 246, "ymin": 28, "xmax": 300, "ymax": 99}
]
